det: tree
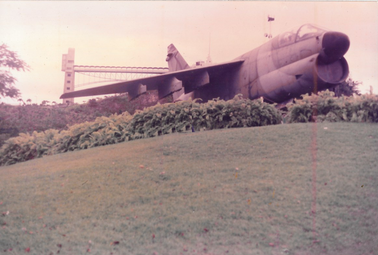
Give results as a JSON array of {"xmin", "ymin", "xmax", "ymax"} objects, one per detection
[
  {"xmin": 18, "ymin": 98, "xmax": 25, "ymax": 106},
  {"xmin": 41, "ymin": 100, "xmax": 50, "ymax": 106},
  {"xmin": 332, "ymin": 78, "xmax": 362, "ymax": 97},
  {"xmin": 88, "ymin": 98, "xmax": 98, "ymax": 108},
  {"xmin": 0, "ymin": 44, "xmax": 29, "ymax": 100}
]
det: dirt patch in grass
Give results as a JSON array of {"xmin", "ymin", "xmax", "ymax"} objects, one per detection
[{"xmin": 1, "ymin": 123, "xmax": 377, "ymax": 254}]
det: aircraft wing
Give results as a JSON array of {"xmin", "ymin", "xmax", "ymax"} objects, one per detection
[{"xmin": 60, "ymin": 59, "xmax": 244, "ymax": 100}]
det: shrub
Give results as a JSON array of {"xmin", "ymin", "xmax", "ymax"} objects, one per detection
[
  {"xmin": 0, "ymin": 96, "xmax": 281, "ymax": 166},
  {"xmin": 128, "ymin": 95, "xmax": 281, "ymax": 138},
  {"xmin": 0, "ymin": 92, "xmax": 159, "ymax": 137},
  {"xmin": 287, "ymin": 90, "xmax": 378, "ymax": 123}
]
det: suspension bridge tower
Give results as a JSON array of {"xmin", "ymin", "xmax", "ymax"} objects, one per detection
[{"xmin": 61, "ymin": 48, "xmax": 75, "ymax": 105}]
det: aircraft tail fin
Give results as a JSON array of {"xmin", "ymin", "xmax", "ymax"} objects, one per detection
[{"xmin": 166, "ymin": 44, "xmax": 189, "ymax": 72}]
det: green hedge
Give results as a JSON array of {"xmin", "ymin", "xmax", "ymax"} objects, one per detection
[
  {"xmin": 0, "ymin": 96, "xmax": 282, "ymax": 166},
  {"xmin": 129, "ymin": 95, "xmax": 282, "ymax": 138},
  {"xmin": 287, "ymin": 90, "xmax": 378, "ymax": 123}
]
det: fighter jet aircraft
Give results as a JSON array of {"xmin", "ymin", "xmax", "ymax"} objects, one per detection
[{"xmin": 60, "ymin": 23, "xmax": 350, "ymax": 104}]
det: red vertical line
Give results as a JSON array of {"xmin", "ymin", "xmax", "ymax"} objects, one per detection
[
  {"xmin": 276, "ymin": 226, "xmax": 280, "ymax": 250},
  {"xmin": 311, "ymin": 119, "xmax": 317, "ymax": 241},
  {"xmin": 311, "ymin": 68, "xmax": 318, "ymax": 242}
]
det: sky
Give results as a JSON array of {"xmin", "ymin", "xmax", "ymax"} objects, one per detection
[{"xmin": 0, "ymin": 1, "xmax": 377, "ymax": 105}]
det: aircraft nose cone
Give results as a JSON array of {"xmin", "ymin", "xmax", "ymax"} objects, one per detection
[{"xmin": 319, "ymin": 32, "xmax": 350, "ymax": 64}]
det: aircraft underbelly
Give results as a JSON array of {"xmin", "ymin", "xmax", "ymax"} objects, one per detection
[{"xmin": 258, "ymin": 54, "xmax": 318, "ymax": 95}]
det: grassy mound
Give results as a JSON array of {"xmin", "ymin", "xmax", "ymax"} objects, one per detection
[{"xmin": 0, "ymin": 123, "xmax": 377, "ymax": 254}]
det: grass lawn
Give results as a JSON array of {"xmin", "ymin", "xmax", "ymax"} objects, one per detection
[{"xmin": 0, "ymin": 122, "xmax": 377, "ymax": 255}]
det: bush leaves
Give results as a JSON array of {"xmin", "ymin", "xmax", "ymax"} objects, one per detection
[{"xmin": 0, "ymin": 96, "xmax": 281, "ymax": 166}]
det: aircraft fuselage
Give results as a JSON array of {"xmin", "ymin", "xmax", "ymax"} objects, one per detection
[{"xmin": 191, "ymin": 24, "xmax": 349, "ymax": 103}]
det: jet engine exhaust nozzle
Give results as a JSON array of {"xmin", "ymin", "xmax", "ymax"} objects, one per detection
[{"xmin": 319, "ymin": 32, "xmax": 350, "ymax": 64}]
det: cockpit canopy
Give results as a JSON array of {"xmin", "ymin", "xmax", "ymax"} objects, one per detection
[{"xmin": 277, "ymin": 24, "xmax": 327, "ymax": 48}]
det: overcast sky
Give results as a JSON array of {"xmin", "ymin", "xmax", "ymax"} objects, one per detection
[{"xmin": 1, "ymin": 1, "xmax": 377, "ymax": 105}]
